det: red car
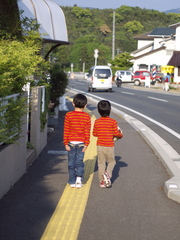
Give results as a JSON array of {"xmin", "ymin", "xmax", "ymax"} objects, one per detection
[{"xmin": 133, "ymin": 70, "xmax": 163, "ymax": 86}]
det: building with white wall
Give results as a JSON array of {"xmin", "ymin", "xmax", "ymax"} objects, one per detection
[
  {"xmin": 131, "ymin": 27, "xmax": 175, "ymax": 73},
  {"xmin": 167, "ymin": 23, "xmax": 180, "ymax": 83}
]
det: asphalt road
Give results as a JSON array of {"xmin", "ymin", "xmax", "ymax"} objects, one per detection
[{"xmin": 68, "ymin": 78, "xmax": 180, "ymax": 155}]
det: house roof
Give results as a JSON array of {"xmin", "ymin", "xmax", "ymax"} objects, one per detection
[
  {"xmin": 133, "ymin": 32, "xmax": 153, "ymax": 40},
  {"xmin": 131, "ymin": 42, "xmax": 153, "ymax": 55},
  {"xmin": 131, "ymin": 46, "xmax": 166, "ymax": 60},
  {"xmin": 169, "ymin": 22, "xmax": 180, "ymax": 28},
  {"xmin": 134, "ymin": 28, "xmax": 176, "ymax": 40},
  {"xmin": 167, "ymin": 51, "xmax": 180, "ymax": 66},
  {"xmin": 18, "ymin": 0, "xmax": 69, "ymax": 45},
  {"xmin": 149, "ymin": 28, "xmax": 175, "ymax": 37}
]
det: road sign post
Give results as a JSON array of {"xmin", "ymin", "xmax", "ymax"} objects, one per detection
[
  {"xmin": 94, "ymin": 49, "xmax": 99, "ymax": 66},
  {"xmin": 70, "ymin": 63, "xmax": 73, "ymax": 73}
]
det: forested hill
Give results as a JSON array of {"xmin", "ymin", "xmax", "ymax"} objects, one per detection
[
  {"xmin": 165, "ymin": 8, "xmax": 180, "ymax": 14},
  {"xmin": 52, "ymin": 5, "xmax": 180, "ymax": 70}
]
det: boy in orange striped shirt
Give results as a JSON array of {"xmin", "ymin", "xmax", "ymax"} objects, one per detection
[
  {"xmin": 93, "ymin": 100, "xmax": 123, "ymax": 188},
  {"xmin": 64, "ymin": 94, "xmax": 91, "ymax": 188}
]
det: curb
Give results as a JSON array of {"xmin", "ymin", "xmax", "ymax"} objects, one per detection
[{"xmin": 111, "ymin": 106, "xmax": 180, "ymax": 204}]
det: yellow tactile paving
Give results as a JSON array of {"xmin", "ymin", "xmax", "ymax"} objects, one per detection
[{"xmin": 40, "ymin": 104, "xmax": 97, "ymax": 240}]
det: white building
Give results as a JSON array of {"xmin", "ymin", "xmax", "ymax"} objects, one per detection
[
  {"xmin": 131, "ymin": 27, "xmax": 175, "ymax": 74},
  {"xmin": 131, "ymin": 24, "xmax": 180, "ymax": 83},
  {"xmin": 167, "ymin": 23, "xmax": 180, "ymax": 83}
]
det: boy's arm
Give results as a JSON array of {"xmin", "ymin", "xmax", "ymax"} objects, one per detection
[
  {"xmin": 113, "ymin": 121, "xmax": 123, "ymax": 139},
  {"xmin": 63, "ymin": 114, "xmax": 70, "ymax": 146},
  {"xmin": 92, "ymin": 121, "xmax": 97, "ymax": 137},
  {"xmin": 84, "ymin": 115, "xmax": 91, "ymax": 146}
]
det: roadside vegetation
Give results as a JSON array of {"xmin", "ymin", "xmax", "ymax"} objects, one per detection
[
  {"xmin": 49, "ymin": 5, "xmax": 180, "ymax": 71},
  {"xmin": 0, "ymin": 0, "xmax": 68, "ymax": 144}
]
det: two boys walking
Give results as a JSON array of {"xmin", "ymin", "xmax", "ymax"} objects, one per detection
[{"xmin": 63, "ymin": 94, "xmax": 123, "ymax": 189}]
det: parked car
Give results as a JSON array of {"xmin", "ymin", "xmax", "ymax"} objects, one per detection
[
  {"xmin": 151, "ymin": 72, "xmax": 165, "ymax": 84},
  {"xmin": 84, "ymin": 73, "xmax": 89, "ymax": 80},
  {"xmin": 114, "ymin": 70, "xmax": 133, "ymax": 82},
  {"xmin": 133, "ymin": 70, "xmax": 162, "ymax": 86}
]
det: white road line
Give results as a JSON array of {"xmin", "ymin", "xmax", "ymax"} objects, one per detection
[
  {"xmin": 121, "ymin": 91, "xmax": 135, "ymax": 95},
  {"xmin": 148, "ymin": 96, "xmax": 168, "ymax": 102},
  {"xmin": 69, "ymin": 88, "xmax": 180, "ymax": 140}
]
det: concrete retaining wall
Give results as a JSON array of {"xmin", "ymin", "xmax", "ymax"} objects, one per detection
[
  {"xmin": 30, "ymin": 87, "xmax": 47, "ymax": 157},
  {"xmin": 0, "ymin": 114, "xmax": 27, "ymax": 199},
  {"xmin": 0, "ymin": 87, "xmax": 47, "ymax": 199}
]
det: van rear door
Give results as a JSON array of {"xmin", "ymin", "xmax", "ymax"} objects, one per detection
[{"xmin": 93, "ymin": 68, "xmax": 112, "ymax": 90}]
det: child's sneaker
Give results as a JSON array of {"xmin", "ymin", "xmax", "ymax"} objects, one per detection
[
  {"xmin": 70, "ymin": 184, "xmax": 76, "ymax": 188},
  {"xmin": 99, "ymin": 180, "xmax": 106, "ymax": 188},
  {"xmin": 103, "ymin": 172, "xmax": 111, "ymax": 188},
  {"xmin": 75, "ymin": 177, "xmax": 83, "ymax": 189}
]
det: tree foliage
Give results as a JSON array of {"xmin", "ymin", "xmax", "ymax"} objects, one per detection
[
  {"xmin": 49, "ymin": 64, "xmax": 68, "ymax": 106},
  {"xmin": 109, "ymin": 12, "xmax": 124, "ymax": 23},
  {"xmin": 0, "ymin": 33, "xmax": 46, "ymax": 97},
  {"xmin": 58, "ymin": 5, "xmax": 179, "ymax": 71},
  {"xmin": 0, "ymin": 1, "xmax": 50, "ymax": 144},
  {"xmin": 111, "ymin": 52, "xmax": 133, "ymax": 68},
  {"xmin": 71, "ymin": 7, "xmax": 92, "ymax": 19},
  {"xmin": 0, "ymin": 0, "xmax": 21, "ymax": 38},
  {"xmin": 124, "ymin": 21, "xmax": 144, "ymax": 33}
]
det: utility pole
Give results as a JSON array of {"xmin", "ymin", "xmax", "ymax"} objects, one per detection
[{"xmin": 112, "ymin": 10, "xmax": 115, "ymax": 60}]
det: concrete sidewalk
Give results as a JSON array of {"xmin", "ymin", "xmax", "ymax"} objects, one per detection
[{"xmin": 0, "ymin": 96, "xmax": 180, "ymax": 240}]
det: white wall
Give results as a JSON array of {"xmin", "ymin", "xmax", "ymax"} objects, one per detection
[
  {"xmin": 0, "ymin": 87, "xmax": 48, "ymax": 199},
  {"xmin": 30, "ymin": 87, "xmax": 47, "ymax": 157},
  {"xmin": 137, "ymin": 40, "xmax": 153, "ymax": 49},
  {"xmin": 0, "ymin": 104, "xmax": 27, "ymax": 199},
  {"xmin": 175, "ymin": 26, "xmax": 180, "ymax": 50}
]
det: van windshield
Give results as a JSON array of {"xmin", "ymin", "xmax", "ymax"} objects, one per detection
[{"xmin": 94, "ymin": 69, "xmax": 111, "ymax": 79}]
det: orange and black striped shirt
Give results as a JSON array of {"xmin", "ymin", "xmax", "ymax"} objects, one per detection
[
  {"xmin": 93, "ymin": 116, "xmax": 122, "ymax": 147},
  {"xmin": 63, "ymin": 111, "xmax": 91, "ymax": 146}
]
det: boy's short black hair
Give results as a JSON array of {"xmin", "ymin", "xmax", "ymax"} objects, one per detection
[
  {"xmin": 73, "ymin": 94, "xmax": 87, "ymax": 108},
  {"xmin": 98, "ymin": 100, "xmax": 111, "ymax": 117}
]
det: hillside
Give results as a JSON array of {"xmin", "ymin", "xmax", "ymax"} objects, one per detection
[
  {"xmin": 49, "ymin": 5, "xmax": 180, "ymax": 71},
  {"xmin": 165, "ymin": 8, "xmax": 180, "ymax": 14}
]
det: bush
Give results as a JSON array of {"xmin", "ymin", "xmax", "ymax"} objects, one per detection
[
  {"xmin": 0, "ymin": 34, "xmax": 45, "ymax": 97},
  {"xmin": 50, "ymin": 64, "xmax": 68, "ymax": 107},
  {"xmin": 0, "ymin": 94, "xmax": 27, "ymax": 144}
]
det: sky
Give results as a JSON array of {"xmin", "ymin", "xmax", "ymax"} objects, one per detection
[{"xmin": 53, "ymin": 0, "xmax": 180, "ymax": 12}]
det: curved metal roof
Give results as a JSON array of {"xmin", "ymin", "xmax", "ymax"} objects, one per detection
[{"xmin": 18, "ymin": 0, "xmax": 69, "ymax": 44}]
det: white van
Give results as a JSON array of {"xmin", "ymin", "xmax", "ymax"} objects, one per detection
[{"xmin": 87, "ymin": 65, "xmax": 112, "ymax": 92}]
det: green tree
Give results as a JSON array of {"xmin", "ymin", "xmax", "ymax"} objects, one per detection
[
  {"xmin": 71, "ymin": 7, "xmax": 92, "ymax": 19},
  {"xmin": 167, "ymin": 13, "xmax": 180, "ymax": 23},
  {"xmin": 61, "ymin": 5, "xmax": 180, "ymax": 62},
  {"xmin": 0, "ymin": 33, "xmax": 46, "ymax": 97},
  {"xmin": 50, "ymin": 63, "xmax": 68, "ymax": 106},
  {"xmin": 0, "ymin": 0, "xmax": 21, "ymax": 38},
  {"xmin": 124, "ymin": 21, "xmax": 144, "ymax": 34},
  {"xmin": 109, "ymin": 12, "xmax": 124, "ymax": 23},
  {"xmin": 111, "ymin": 52, "xmax": 133, "ymax": 69},
  {"xmin": 68, "ymin": 35, "xmax": 111, "ymax": 70}
]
